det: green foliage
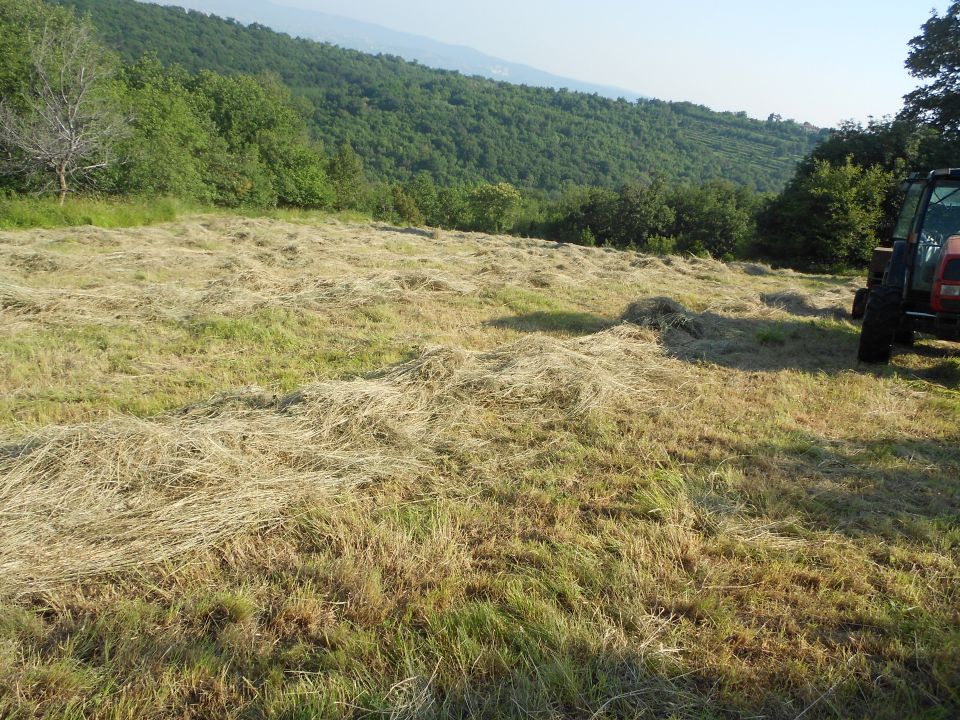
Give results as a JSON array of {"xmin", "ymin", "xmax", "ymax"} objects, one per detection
[
  {"xmin": 212, "ymin": 145, "xmax": 278, "ymax": 208},
  {"xmin": 808, "ymin": 119, "xmax": 952, "ymax": 176},
  {"xmin": 795, "ymin": 119, "xmax": 955, "ymax": 245},
  {"xmin": 112, "ymin": 57, "xmax": 219, "ymax": 202},
  {"xmin": 0, "ymin": 3, "xmax": 335, "ymax": 210},
  {"xmin": 328, "ymin": 142, "xmax": 366, "ymax": 211},
  {"xmin": 903, "ymin": 3, "xmax": 960, "ymax": 135},
  {"xmin": 613, "ymin": 177, "xmax": 676, "ymax": 250},
  {"xmin": 54, "ymin": 0, "xmax": 825, "ymax": 193},
  {"xmin": 193, "ymin": 71, "xmax": 331, "ymax": 208},
  {"xmin": 405, "ymin": 172, "xmax": 441, "ymax": 225},
  {"xmin": 756, "ymin": 158, "xmax": 893, "ymax": 270},
  {"xmin": 390, "ymin": 185, "xmax": 424, "ymax": 226},
  {"xmin": 544, "ymin": 180, "xmax": 691, "ymax": 252},
  {"xmin": 644, "ymin": 234, "xmax": 677, "ymax": 255},
  {"xmin": 117, "ymin": 60, "xmax": 334, "ymax": 209},
  {"xmin": 0, "ymin": 0, "xmax": 73, "ymax": 110},
  {"xmin": 670, "ymin": 179, "xmax": 759, "ymax": 258},
  {"xmin": 468, "ymin": 182, "xmax": 522, "ymax": 233}
]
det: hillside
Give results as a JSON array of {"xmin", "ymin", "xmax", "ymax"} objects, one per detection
[
  {"xmin": 56, "ymin": 0, "xmax": 826, "ymax": 192},
  {"xmin": 1, "ymin": 215, "xmax": 958, "ymax": 717},
  {"xmin": 144, "ymin": 0, "xmax": 647, "ymax": 100}
]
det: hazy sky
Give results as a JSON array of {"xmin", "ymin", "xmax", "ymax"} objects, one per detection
[{"xmin": 275, "ymin": 0, "xmax": 952, "ymax": 127}]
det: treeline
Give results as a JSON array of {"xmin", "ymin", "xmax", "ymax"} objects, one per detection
[
  {"xmin": 54, "ymin": 0, "xmax": 825, "ymax": 193},
  {"xmin": 366, "ymin": 175, "xmax": 758, "ymax": 261},
  {"xmin": 6, "ymin": 0, "xmax": 960, "ymax": 275},
  {"xmin": 754, "ymin": 123, "xmax": 957, "ymax": 270}
]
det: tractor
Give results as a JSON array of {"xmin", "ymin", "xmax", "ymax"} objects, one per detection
[{"xmin": 855, "ymin": 168, "xmax": 960, "ymax": 363}]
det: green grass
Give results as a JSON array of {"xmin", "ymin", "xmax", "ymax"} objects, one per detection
[
  {"xmin": 0, "ymin": 195, "xmax": 374, "ymax": 231},
  {"xmin": 0, "ymin": 196, "xmax": 196, "ymax": 230},
  {"xmin": 0, "ymin": 309, "xmax": 411, "ymax": 428}
]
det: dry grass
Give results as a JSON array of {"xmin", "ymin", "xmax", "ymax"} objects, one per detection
[
  {"xmin": 0, "ymin": 214, "xmax": 958, "ymax": 719},
  {"xmin": 0, "ymin": 324, "xmax": 673, "ymax": 597}
]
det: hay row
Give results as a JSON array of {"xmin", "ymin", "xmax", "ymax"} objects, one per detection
[
  {"xmin": 0, "ymin": 324, "xmax": 679, "ymax": 597},
  {"xmin": 0, "ymin": 269, "xmax": 479, "ymax": 326}
]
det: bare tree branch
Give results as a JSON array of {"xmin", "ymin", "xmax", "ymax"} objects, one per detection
[{"xmin": 0, "ymin": 20, "xmax": 127, "ymax": 202}]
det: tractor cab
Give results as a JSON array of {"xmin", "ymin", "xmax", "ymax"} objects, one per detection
[{"xmin": 857, "ymin": 168, "xmax": 960, "ymax": 363}]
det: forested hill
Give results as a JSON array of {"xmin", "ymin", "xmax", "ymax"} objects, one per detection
[{"xmin": 57, "ymin": 0, "xmax": 827, "ymax": 192}]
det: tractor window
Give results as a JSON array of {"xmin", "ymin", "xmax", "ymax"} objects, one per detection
[
  {"xmin": 892, "ymin": 182, "xmax": 925, "ymax": 241},
  {"xmin": 913, "ymin": 181, "xmax": 960, "ymax": 292}
]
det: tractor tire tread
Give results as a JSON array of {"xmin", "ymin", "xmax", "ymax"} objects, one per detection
[{"xmin": 858, "ymin": 286, "xmax": 901, "ymax": 364}]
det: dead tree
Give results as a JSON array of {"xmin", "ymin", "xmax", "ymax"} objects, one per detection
[{"xmin": 0, "ymin": 21, "xmax": 126, "ymax": 203}]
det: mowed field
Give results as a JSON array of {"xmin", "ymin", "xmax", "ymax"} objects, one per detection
[{"xmin": 1, "ymin": 215, "xmax": 958, "ymax": 719}]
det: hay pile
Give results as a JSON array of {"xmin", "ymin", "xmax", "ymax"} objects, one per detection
[
  {"xmin": 0, "ymin": 324, "xmax": 675, "ymax": 597},
  {"xmin": 623, "ymin": 297, "xmax": 704, "ymax": 337}
]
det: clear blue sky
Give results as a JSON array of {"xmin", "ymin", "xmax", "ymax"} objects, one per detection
[{"xmin": 277, "ymin": 0, "xmax": 952, "ymax": 127}]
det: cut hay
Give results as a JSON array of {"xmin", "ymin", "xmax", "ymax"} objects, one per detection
[
  {"xmin": 205, "ymin": 269, "xmax": 477, "ymax": 313},
  {"xmin": 0, "ymin": 269, "xmax": 477, "ymax": 326},
  {"xmin": 622, "ymin": 296, "xmax": 704, "ymax": 337},
  {"xmin": 761, "ymin": 290, "xmax": 848, "ymax": 320},
  {"xmin": 0, "ymin": 325, "xmax": 676, "ymax": 597}
]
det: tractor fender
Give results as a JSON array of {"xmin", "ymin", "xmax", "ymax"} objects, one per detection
[{"xmin": 884, "ymin": 240, "xmax": 908, "ymax": 290}]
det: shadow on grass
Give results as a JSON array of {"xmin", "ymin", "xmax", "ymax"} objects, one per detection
[
  {"xmin": 488, "ymin": 310, "xmax": 616, "ymax": 336},
  {"xmin": 730, "ymin": 433, "xmax": 960, "ymax": 544},
  {"xmin": 486, "ymin": 296, "xmax": 960, "ymax": 380},
  {"xmin": 906, "ymin": 342, "xmax": 960, "ymax": 361},
  {"xmin": 760, "ymin": 291, "xmax": 848, "ymax": 320},
  {"xmin": 661, "ymin": 312, "xmax": 862, "ymax": 373},
  {"xmin": 377, "ymin": 224, "xmax": 436, "ymax": 238},
  {"xmin": 907, "ymin": 358, "xmax": 960, "ymax": 391},
  {"xmin": 493, "ymin": 307, "xmax": 867, "ymax": 374}
]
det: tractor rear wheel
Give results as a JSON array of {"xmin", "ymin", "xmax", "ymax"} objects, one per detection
[
  {"xmin": 894, "ymin": 322, "xmax": 915, "ymax": 347},
  {"xmin": 858, "ymin": 286, "xmax": 901, "ymax": 363}
]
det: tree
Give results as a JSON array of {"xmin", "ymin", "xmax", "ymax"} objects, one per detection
[
  {"xmin": 670, "ymin": 179, "xmax": 757, "ymax": 258},
  {"xmin": 756, "ymin": 158, "xmax": 892, "ymax": 270},
  {"xmin": 903, "ymin": 3, "xmax": 960, "ymax": 134},
  {"xmin": 111, "ymin": 56, "xmax": 219, "ymax": 202},
  {"xmin": 406, "ymin": 171, "xmax": 441, "ymax": 225},
  {"xmin": 391, "ymin": 185, "xmax": 424, "ymax": 225},
  {"xmin": 191, "ymin": 70, "xmax": 331, "ymax": 208},
  {"xmin": 328, "ymin": 141, "xmax": 366, "ymax": 211},
  {"xmin": 613, "ymin": 177, "xmax": 675, "ymax": 249},
  {"xmin": 0, "ymin": 18, "xmax": 126, "ymax": 202},
  {"xmin": 468, "ymin": 182, "xmax": 522, "ymax": 233}
]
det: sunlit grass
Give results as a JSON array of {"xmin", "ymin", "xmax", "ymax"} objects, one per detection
[{"xmin": 0, "ymin": 214, "xmax": 957, "ymax": 719}]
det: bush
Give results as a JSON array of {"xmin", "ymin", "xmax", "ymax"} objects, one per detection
[
  {"xmin": 644, "ymin": 235, "xmax": 677, "ymax": 255},
  {"xmin": 468, "ymin": 182, "xmax": 522, "ymax": 233},
  {"xmin": 756, "ymin": 158, "xmax": 893, "ymax": 270}
]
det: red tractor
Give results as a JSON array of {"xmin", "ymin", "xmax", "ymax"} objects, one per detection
[{"xmin": 856, "ymin": 169, "xmax": 960, "ymax": 363}]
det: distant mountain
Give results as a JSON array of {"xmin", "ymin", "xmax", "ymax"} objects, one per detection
[{"xmin": 142, "ymin": 0, "xmax": 646, "ymax": 100}]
